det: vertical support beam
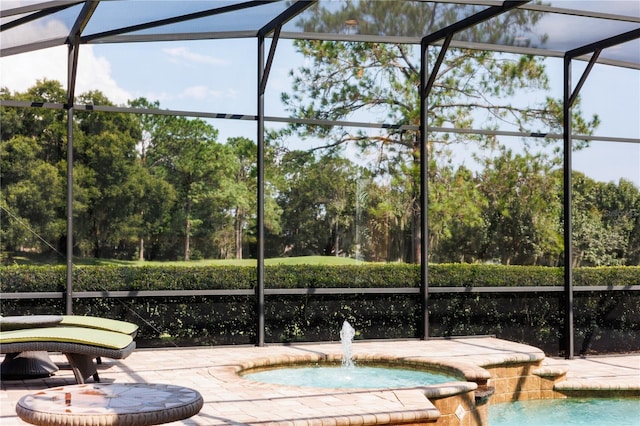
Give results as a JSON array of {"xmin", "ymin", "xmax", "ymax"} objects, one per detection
[
  {"xmin": 415, "ymin": 0, "xmax": 527, "ymax": 341},
  {"xmin": 63, "ymin": 0, "xmax": 98, "ymax": 315},
  {"xmin": 419, "ymin": 40, "xmax": 430, "ymax": 340},
  {"xmin": 254, "ymin": 1, "xmax": 310, "ymax": 347},
  {"xmin": 560, "ymin": 28, "xmax": 640, "ymax": 357},
  {"xmin": 65, "ymin": 108, "xmax": 74, "ymax": 313},
  {"xmin": 256, "ymin": 35, "xmax": 266, "ymax": 346},
  {"xmin": 562, "ymin": 56, "xmax": 574, "ymax": 359},
  {"xmin": 65, "ymin": 42, "xmax": 79, "ymax": 315},
  {"xmin": 418, "ymin": 34, "xmax": 453, "ymax": 341}
]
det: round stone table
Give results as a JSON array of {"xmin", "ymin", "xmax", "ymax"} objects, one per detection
[{"xmin": 16, "ymin": 383, "xmax": 204, "ymax": 426}]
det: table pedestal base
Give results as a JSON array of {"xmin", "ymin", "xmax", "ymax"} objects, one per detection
[{"xmin": 1, "ymin": 352, "xmax": 59, "ymax": 379}]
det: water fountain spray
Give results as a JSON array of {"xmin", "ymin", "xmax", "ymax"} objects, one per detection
[{"xmin": 340, "ymin": 321, "xmax": 356, "ymax": 368}]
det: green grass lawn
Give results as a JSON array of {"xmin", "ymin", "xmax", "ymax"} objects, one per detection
[
  {"xmin": 120, "ymin": 255, "xmax": 365, "ymax": 267},
  {"xmin": 3, "ymin": 252, "xmax": 368, "ymax": 267}
]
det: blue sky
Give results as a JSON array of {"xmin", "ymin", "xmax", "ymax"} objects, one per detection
[{"xmin": 1, "ymin": 38, "xmax": 638, "ymax": 186}]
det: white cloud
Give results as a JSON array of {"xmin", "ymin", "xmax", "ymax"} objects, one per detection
[
  {"xmin": 76, "ymin": 48, "xmax": 131, "ymax": 105},
  {"xmin": 0, "ymin": 6, "xmax": 68, "ymax": 52},
  {"xmin": 0, "ymin": 45, "xmax": 132, "ymax": 105},
  {"xmin": 163, "ymin": 47, "xmax": 229, "ymax": 66},
  {"xmin": 181, "ymin": 85, "xmax": 209, "ymax": 100},
  {"xmin": 0, "ymin": 47, "xmax": 66, "ymax": 92}
]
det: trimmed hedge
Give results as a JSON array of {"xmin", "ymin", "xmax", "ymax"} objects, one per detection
[
  {"xmin": 1, "ymin": 264, "xmax": 638, "ymax": 355},
  {"xmin": 2, "ymin": 264, "xmax": 637, "ymax": 291}
]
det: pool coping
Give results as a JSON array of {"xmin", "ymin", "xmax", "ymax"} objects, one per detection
[{"xmin": 2, "ymin": 337, "xmax": 639, "ymax": 425}]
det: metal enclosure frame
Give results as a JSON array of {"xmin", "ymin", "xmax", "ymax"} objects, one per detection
[{"xmin": 1, "ymin": 1, "xmax": 639, "ymax": 357}]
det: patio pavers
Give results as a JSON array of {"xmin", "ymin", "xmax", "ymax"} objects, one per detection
[{"xmin": 1, "ymin": 338, "xmax": 639, "ymax": 425}]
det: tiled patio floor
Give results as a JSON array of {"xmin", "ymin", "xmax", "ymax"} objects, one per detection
[{"xmin": 2, "ymin": 338, "xmax": 639, "ymax": 425}]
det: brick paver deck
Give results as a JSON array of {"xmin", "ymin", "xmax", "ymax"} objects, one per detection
[{"xmin": 2, "ymin": 338, "xmax": 639, "ymax": 425}]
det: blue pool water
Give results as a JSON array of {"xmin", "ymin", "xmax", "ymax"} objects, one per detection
[
  {"xmin": 490, "ymin": 398, "xmax": 640, "ymax": 426},
  {"xmin": 242, "ymin": 365, "xmax": 458, "ymax": 389}
]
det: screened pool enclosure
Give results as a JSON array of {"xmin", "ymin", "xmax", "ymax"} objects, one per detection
[{"xmin": 1, "ymin": 1, "xmax": 639, "ymax": 358}]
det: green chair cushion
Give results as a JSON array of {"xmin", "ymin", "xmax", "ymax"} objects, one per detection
[
  {"xmin": 60, "ymin": 315, "xmax": 138, "ymax": 336},
  {"xmin": 0, "ymin": 315, "xmax": 63, "ymax": 331},
  {"xmin": 0, "ymin": 327, "xmax": 133, "ymax": 350}
]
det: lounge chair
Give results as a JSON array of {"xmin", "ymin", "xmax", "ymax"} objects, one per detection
[
  {"xmin": 0, "ymin": 326, "xmax": 136, "ymax": 384},
  {"xmin": 1, "ymin": 314, "xmax": 139, "ymax": 364},
  {"xmin": 59, "ymin": 315, "xmax": 139, "ymax": 365}
]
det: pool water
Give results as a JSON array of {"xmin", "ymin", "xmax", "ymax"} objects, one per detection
[
  {"xmin": 490, "ymin": 398, "xmax": 640, "ymax": 426},
  {"xmin": 242, "ymin": 365, "xmax": 458, "ymax": 389}
]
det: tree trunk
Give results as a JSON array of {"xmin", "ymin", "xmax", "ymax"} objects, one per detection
[
  {"xmin": 235, "ymin": 208, "xmax": 243, "ymax": 260},
  {"xmin": 412, "ymin": 202, "xmax": 421, "ymax": 264},
  {"xmin": 334, "ymin": 219, "xmax": 340, "ymax": 256},
  {"xmin": 184, "ymin": 197, "xmax": 192, "ymax": 261},
  {"xmin": 184, "ymin": 219, "xmax": 191, "ymax": 261},
  {"xmin": 412, "ymin": 141, "xmax": 421, "ymax": 264},
  {"xmin": 139, "ymin": 238, "xmax": 144, "ymax": 261}
]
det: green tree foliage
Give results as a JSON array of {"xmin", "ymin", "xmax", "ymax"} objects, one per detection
[
  {"xmin": 1, "ymin": 80, "xmax": 68, "ymax": 162},
  {"xmin": 221, "ymin": 137, "xmax": 282, "ymax": 260},
  {"xmin": 1, "ymin": 136, "xmax": 65, "ymax": 251},
  {"xmin": 358, "ymin": 179, "xmax": 409, "ymax": 262},
  {"xmin": 570, "ymin": 173, "xmax": 637, "ymax": 267},
  {"xmin": 1, "ymin": 70, "xmax": 637, "ymax": 266},
  {"xmin": 73, "ymin": 91, "xmax": 146, "ymax": 257},
  {"xmin": 223, "ymin": 137, "xmax": 256, "ymax": 259},
  {"xmin": 273, "ymin": 151, "xmax": 364, "ymax": 257},
  {"xmin": 126, "ymin": 98, "xmax": 176, "ymax": 261},
  {"xmin": 146, "ymin": 115, "xmax": 227, "ymax": 261},
  {"xmin": 279, "ymin": 1, "xmax": 599, "ymax": 263},
  {"xmin": 1, "ymin": 84, "xmax": 232, "ymax": 261},
  {"xmin": 477, "ymin": 147, "xmax": 563, "ymax": 265},
  {"xmin": 430, "ymin": 166, "xmax": 487, "ymax": 263},
  {"xmin": 596, "ymin": 179, "xmax": 640, "ymax": 265},
  {"xmin": 1, "ymin": 80, "xmax": 68, "ymax": 253}
]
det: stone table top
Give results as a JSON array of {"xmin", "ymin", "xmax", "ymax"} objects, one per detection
[{"xmin": 16, "ymin": 383, "xmax": 203, "ymax": 426}]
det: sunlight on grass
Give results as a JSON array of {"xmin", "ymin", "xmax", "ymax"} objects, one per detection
[
  {"xmin": 127, "ymin": 256, "xmax": 366, "ymax": 267},
  {"xmin": 3, "ymin": 253, "xmax": 369, "ymax": 267}
]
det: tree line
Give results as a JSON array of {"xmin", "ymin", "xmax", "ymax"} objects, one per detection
[
  {"xmin": 1, "ymin": 80, "xmax": 638, "ymax": 266},
  {"xmin": 1, "ymin": 1, "xmax": 638, "ymax": 266}
]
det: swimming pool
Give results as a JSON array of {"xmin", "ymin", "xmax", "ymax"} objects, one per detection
[
  {"xmin": 490, "ymin": 398, "xmax": 640, "ymax": 426},
  {"xmin": 242, "ymin": 365, "xmax": 459, "ymax": 389}
]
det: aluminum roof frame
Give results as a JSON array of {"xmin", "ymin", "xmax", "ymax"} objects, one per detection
[
  {"xmin": 2, "ymin": 1, "xmax": 639, "ymax": 67},
  {"xmin": 2, "ymin": 98, "xmax": 639, "ymax": 144},
  {"xmin": 1, "ymin": 1, "xmax": 639, "ymax": 357}
]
